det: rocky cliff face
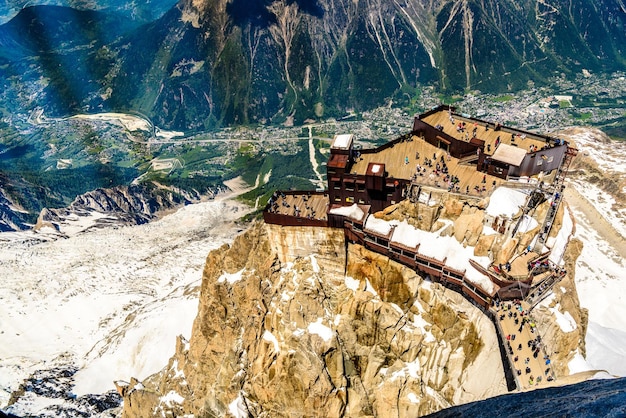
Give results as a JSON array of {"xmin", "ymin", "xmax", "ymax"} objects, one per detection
[
  {"xmin": 377, "ymin": 192, "xmax": 589, "ymax": 377},
  {"xmin": 117, "ymin": 222, "xmax": 509, "ymax": 417},
  {"xmin": 116, "ymin": 187, "xmax": 589, "ymax": 417},
  {"xmin": 0, "ymin": 187, "xmax": 28, "ymax": 231},
  {"xmin": 35, "ymin": 184, "xmax": 223, "ymax": 234}
]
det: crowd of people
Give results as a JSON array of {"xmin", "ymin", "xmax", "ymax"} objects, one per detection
[
  {"xmin": 496, "ymin": 299, "xmax": 555, "ymax": 388},
  {"xmin": 266, "ymin": 191, "xmax": 321, "ymax": 220},
  {"xmin": 408, "ymin": 151, "xmax": 493, "ymax": 196}
]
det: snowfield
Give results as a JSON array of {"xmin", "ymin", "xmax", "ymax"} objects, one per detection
[
  {"xmin": 1, "ymin": 127, "xmax": 626, "ymax": 414},
  {"xmin": 0, "ymin": 196, "xmax": 251, "ymax": 411},
  {"xmin": 563, "ymin": 127, "xmax": 626, "ymax": 378}
]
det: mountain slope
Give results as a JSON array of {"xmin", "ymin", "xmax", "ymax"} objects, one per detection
[
  {"xmin": 1, "ymin": 1, "xmax": 624, "ymax": 130},
  {"xmin": 106, "ymin": 0, "xmax": 626, "ymax": 129}
]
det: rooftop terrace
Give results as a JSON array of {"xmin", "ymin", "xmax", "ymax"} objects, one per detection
[
  {"xmin": 421, "ymin": 110, "xmax": 551, "ymax": 157},
  {"xmin": 350, "ymin": 134, "xmax": 506, "ymax": 196},
  {"xmin": 267, "ymin": 192, "xmax": 329, "ymax": 221}
]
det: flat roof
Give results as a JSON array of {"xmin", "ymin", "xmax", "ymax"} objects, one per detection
[
  {"xmin": 491, "ymin": 143, "xmax": 527, "ymax": 166},
  {"xmin": 268, "ymin": 193, "xmax": 329, "ymax": 221},
  {"xmin": 328, "ymin": 153, "xmax": 349, "ymax": 169},
  {"xmin": 366, "ymin": 162, "xmax": 385, "ymax": 176},
  {"xmin": 331, "ymin": 134, "xmax": 354, "ymax": 150}
]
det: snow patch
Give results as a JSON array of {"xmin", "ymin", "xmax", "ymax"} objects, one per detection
[
  {"xmin": 390, "ymin": 220, "xmax": 420, "ymax": 248},
  {"xmin": 550, "ymin": 304, "xmax": 577, "ymax": 333},
  {"xmin": 568, "ymin": 349, "xmax": 592, "ymax": 375},
  {"xmin": 228, "ymin": 393, "xmax": 249, "ymax": 418},
  {"xmin": 548, "ymin": 205, "xmax": 574, "ymax": 265},
  {"xmin": 406, "ymin": 358, "xmax": 421, "ymax": 378},
  {"xmin": 161, "ymin": 390, "xmax": 184, "ymax": 407},
  {"xmin": 172, "ymin": 360, "xmax": 185, "ymax": 379},
  {"xmin": 517, "ymin": 214, "xmax": 539, "ymax": 233},
  {"xmin": 307, "ymin": 318, "xmax": 334, "ymax": 342},
  {"xmin": 344, "ymin": 276, "xmax": 360, "ymax": 291},
  {"xmin": 364, "ymin": 215, "xmax": 392, "ymax": 236},
  {"xmin": 329, "ymin": 204, "xmax": 365, "ymax": 221},
  {"xmin": 263, "ymin": 330, "xmax": 280, "ymax": 353},
  {"xmin": 413, "ymin": 312, "xmax": 436, "ymax": 343},
  {"xmin": 217, "ymin": 269, "xmax": 245, "ymax": 284},
  {"xmin": 310, "ymin": 255, "xmax": 320, "ymax": 273},
  {"xmin": 364, "ymin": 278, "xmax": 379, "ymax": 298},
  {"xmin": 486, "ymin": 187, "xmax": 527, "ymax": 217}
]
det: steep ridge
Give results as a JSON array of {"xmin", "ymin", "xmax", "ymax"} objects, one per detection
[
  {"xmin": 1, "ymin": 1, "xmax": 624, "ymax": 130},
  {"xmin": 30, "ymin": 183, "xmax": 226, "ymax": 235},
  {"xmin": 116, "ymin": 222, "xmax": 508, "ymax": 416},
  {"xmin": 106, "ymin": 0, "xmax": 626, "ymax": 129},
  {"xmin": 117, "ymin": 186, "xmax": 590, "ymax": 416}
]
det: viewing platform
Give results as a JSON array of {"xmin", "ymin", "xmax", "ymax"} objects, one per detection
[
  {"xmin": 264, "ymin": 191, "xmax": 329, "ymax": 227},
  {"xmin": 262, "ymin": 105, "xmax": 577, "ymax": 393}
]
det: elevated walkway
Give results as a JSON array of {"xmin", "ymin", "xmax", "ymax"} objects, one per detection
[
  {"xmin": 494, "ymin": 300, "xmax": 557, "ymax": 390},
  {"xmin": 533, "ymin": 146, "xmax": 578, "ymax": 252}
]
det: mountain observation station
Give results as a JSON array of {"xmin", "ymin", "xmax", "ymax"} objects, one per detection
[{"xmin": 263, "ymin": 105, "xmax": 577, "ymax": 311}]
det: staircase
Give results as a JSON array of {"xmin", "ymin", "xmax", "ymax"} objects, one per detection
[
  {"xmin": 532, "ymin": 146, "xmax": 578, "ymax": 253},
  {"xmin": 526, "ymin": 265, "xmax": 567, "ymax": 309}
]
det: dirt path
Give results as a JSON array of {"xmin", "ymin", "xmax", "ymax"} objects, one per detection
[
  {"xmin": 223, "ymin": 176, "xmax": 256, "ymax": 198},
  {"xmin": 564, "ymin": 185, "xmax": 626, "ymax": 259},
  {"xmin": 308, "ymin": 126, "xmax": 325, "ymax": 189}
]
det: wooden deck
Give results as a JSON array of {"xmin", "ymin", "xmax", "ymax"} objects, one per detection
[
  {"xmin": 496, "ymin": 300, "xmax": 556, "ymax": 389},
  {"xmin": 509, "ymin": 251, "xmax": 539, "ymax": 278},
  {"xmin": 351, "ymin": 135, "xmax": 505, "ymax": 197},
  {"xmin": 268, "ymin": 193, "xmax": 329, "ymax": 221},
  {"xmin": 421, "ymin": 111, "xmax": 548, "ymax": 158}
]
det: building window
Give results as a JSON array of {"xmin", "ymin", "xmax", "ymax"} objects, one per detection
[
  {"xmin": 333, "ymin": 182, "xmax": 341, "ymax": 190},
  {"xmin": 334, "ymin": 196, "xmax": 341, "ymax": 202},
  {"xmin": 357, "ymin": 183, "xmax": 365, "ymax": 192},
  {"xmin": 346, "ymin": 196, "xmax": 354, "ymax": 203}
]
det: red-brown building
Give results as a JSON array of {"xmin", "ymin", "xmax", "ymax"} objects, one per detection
[{"xmin": 325, "ymin": 105, "xmax": 569, "ymax": 214}]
